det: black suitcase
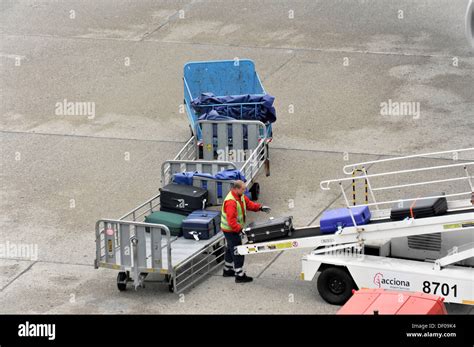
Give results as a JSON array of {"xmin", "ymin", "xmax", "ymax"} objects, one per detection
[
  {"xmin": 159, "ymin": 183, "xmax": 208, "ymax": 216},
  {"xmin": 243, "ymin": 216, "xmax": 293, "ymax": 243},
  {"xmin": 390, "ymin": 193, "xmax": 448, "ymax": 220}
]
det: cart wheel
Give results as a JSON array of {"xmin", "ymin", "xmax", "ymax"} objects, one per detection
[
  {"xmin": 117, "ymin": 272, "xmax": 128, "ymax": 292},
  {"xmin": 250, "ymin": 183, "xmax": 260, "ymax": 201},
  {"xmin": 198, "ymin": 145, "xmax": 203, "ymax": 159},
  {"xmin": 168, "ymin": 277, "xmax": 175, "ymax": 293},
  {"xmin": 213, "ymin": 243, "xmax": 225, "ymax": 263},
  {"xmin": 317, "ymin": 267, "xmax": 356, "ymax": 305}
]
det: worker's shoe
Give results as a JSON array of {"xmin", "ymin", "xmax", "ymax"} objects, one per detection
[
  {"xmin": 223, "ymin": 269, "xmax": 235, "ymax": 277},
  {"xmin": 235, "ymin": 274, "xmax": 253, "ymax": 283}
]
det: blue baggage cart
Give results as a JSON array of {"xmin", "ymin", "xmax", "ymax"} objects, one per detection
[{"xmin": 183, "ymin": 59, "xmax": 273, "ymax": 141}]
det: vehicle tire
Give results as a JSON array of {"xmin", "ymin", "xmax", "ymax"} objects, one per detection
[
  {"xmin": 117, "ymin": 272, "xmax": 128, "ymax": 292},
  {"xmin": 317, "ymin": 267, "xmax": 356, "ymax": 305},
  {"xmin": 250, "ymin": 182, "xmax": 260, "ymax": 201}
]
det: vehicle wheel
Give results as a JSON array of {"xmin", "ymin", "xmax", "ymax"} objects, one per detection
[
  {"xmin": 250, "ymin": 182, "xmax": 260, "ymax": 200},
  {"xmin": 317, "ymin": 267, "xmax": 356, "ymax": 305},
  {"xmin": 117, "ymin": 272, "xmax": 128, "ymax": 292}
]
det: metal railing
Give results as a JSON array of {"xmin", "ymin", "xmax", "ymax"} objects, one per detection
[
  {"xmin": 197, "ymin": 119, "xmax": 267, "ymax": 160},
  {"xmin": 342, "ymin": 148, "xmax": 474, "ymax": 175},
  {"xmin": 161, "ymin": 137, "xmax": 198, "ymax": 184},
  {"xmin": 95, "ymin": 219, "xmax": 173, "ymax": 289},
  {"xmin": 160, "ymin": 119, "xmax": 269, "ymax": 205},
  {"xmin": 320, "ymin": 148, "xmax": 474, "ymax": 227},
  {"xmin": 119, "ymin": 193, "xmax": 161, "ymax": 222},
  {"xmin": 240, "ymin": 139, "xmax": 268, "ymax": 182},
  {"xmin": 173, "ymin": 236, "xmax": 226, "ymax": 293}
]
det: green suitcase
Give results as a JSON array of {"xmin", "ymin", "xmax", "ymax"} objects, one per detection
[{"xmin": 144, "ymin": 211, "xmax": 186, "ymax": 237}]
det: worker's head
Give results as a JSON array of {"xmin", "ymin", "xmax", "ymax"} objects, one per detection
[{"xmin": 231, "ymin": 180, "xmax": 246, "ymax": 196}]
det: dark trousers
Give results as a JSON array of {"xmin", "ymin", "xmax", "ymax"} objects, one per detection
[{"xmin": 223, "ymin": 231, "xmax": 244, "ymax": 274}]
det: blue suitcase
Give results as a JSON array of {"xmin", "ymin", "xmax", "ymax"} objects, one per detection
[
  {"xmin": 182, "ymin": 210, "xmax": 221, "ymax": 240},
  {"xmin": 320, "ymin": 206, "xmax": 371, "ymax": 234}
]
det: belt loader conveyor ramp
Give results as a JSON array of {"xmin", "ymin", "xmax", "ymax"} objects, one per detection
[{"xmin": 236, "ymin": 148, "xmax": 474, "ymax": 305}]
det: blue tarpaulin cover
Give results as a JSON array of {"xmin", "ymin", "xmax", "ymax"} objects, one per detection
[
  {"xmin": 172, "ymin": 169, "xmax": 247, "ymax": 198},
  {"xmin": 173, "ymin": 169, "xmax": 247, "ymax": 184},
  {"xmin": 191, "ymin": 92, "xmax": 277, "ymax": 124}
]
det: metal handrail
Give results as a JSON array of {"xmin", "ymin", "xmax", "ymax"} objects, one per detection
[
  {"xmin": 321, "ymin": 162, "xmax": 474, "ymax": 190},
  {"xmin": 347, "ymin": 191, "xmax": 472, "ymax": 209},
  {"xmin": 174, "ymin": 236, "xmax": 225, "ymax": 272},
  {"xmin": 175, "ymin": 240, "xmax": 224, "ymax": 280},
  {"xmin": 174, "ymin": 136, "xmax": 197, "ymax": 161},
  {"xmin": 196, "ymin": 119, "xmax": 268, "ymax": 139},
  {"xmin": 343, "ymin": 147, "xmax": 474, "ymax": 175},
  {"xmin": 240, "ymin": 140, "xmax": 267, "ymax": 181},
  {"xmin": 161, "ymin": 138, "xmax": 199, "ymax": 181},
  {"xmin": 320, "ymin": 148, "xmax": 474, "ymax": 220},
  {"xmin": 371, "ymin": 176, "xmax": 473, "ymax": 191},
  {"xmin": 119, "ymin": 193, "xmax": 161, "ymax": 221}
]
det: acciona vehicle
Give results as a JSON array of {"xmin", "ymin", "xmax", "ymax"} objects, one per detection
[{"xmin": 237, "ymin": 148, "xmax": 474, "ymax": 305}]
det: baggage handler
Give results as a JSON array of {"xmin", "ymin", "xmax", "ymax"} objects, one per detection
[{"xmin": 220, "ymin": 180, "xmax": 271, "ymax": 283}]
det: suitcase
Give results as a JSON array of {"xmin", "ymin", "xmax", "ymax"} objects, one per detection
[
  {"xmin": 144, "ymin": 211, "xmax": 187, "ymax": 237},
  {"xmin": 159, "ymin": 183, "xmax": 208, "ymax": 216},
  {"xmin": 320, "ymin": 206, "xmax": 371, "ymax": 234},
  {"xmin": 182, "ymin": 210, "xmax": 221, "ymax": 240},
  {"xmin": 390, "ymin": 193, "xmax": 447, "ymax": 220},
  {"xmin": 243, "ymin": 216, "xmax": 293, "ymax": 243}
]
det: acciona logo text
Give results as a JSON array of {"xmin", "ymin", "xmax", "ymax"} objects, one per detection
[{"xmin": 373, "ymin": 272, "xmax": 410, "ymax": 289}]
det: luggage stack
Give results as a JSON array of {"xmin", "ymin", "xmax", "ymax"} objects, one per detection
[
  {"xmin": 145, "ymin": 183, "xmax": 221, "ymax": 241},
  {"xmin": 390, "ymin": 193, "xmax": 448, "ymax": 220},
  {"xmin": 243, "ymin": 216, "xmax": 293, "ymax": 243}
]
